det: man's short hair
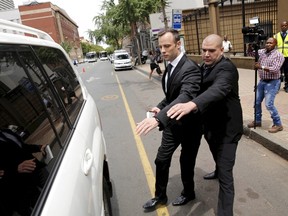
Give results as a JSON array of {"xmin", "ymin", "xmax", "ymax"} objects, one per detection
[{"xmin": 158, "ymin": 28, "xmax": 180, "ymax": 43}]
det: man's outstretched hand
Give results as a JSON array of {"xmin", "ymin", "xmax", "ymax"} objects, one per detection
[{"xmin": 167, "ymin": 101, "xmax": 197, "ymax": 120}]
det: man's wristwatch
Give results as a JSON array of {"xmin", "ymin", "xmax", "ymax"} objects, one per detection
[{"xmin": 262, "ymin": 66, "xmax": 265, "ymax": 70}]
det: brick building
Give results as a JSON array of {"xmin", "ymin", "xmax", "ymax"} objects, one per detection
[{"xmin": 18, "ymin": 1, "xmax": 82, "ymax": 60}]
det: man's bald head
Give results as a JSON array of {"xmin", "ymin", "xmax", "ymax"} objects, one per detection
[
  {"xmin": 203, "ymin": 34, "xmax": 223, "ymax": 48},
  {"xmin": 201, "ymin": 34, "xmax": 224, "ymax": 66}
]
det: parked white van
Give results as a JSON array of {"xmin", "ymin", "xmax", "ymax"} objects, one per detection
[
  {"xmin": 113, "ymin": 49, "xmax": 132, "ymax": 71},
  {"xmin": 0, "ymin": 19, "xmax": 112, "ymax": 216}
]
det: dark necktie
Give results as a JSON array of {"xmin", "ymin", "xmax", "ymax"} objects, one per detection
[
  {"xmin": 165, "ymin": 63, "xmax": 173, "ymax": 92},
  {"xmin": 203, "ymin": 65, "xmax": 210, "ymax": 77},
  {"xmin": 282, "ymin": 32, "xmax": 287, "ymax": 39},
  {"xmin": 166, "ymin": 63, "xmax": 173, "ymax": 77}
]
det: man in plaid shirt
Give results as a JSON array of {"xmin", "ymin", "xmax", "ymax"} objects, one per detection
[{"xmin": 247, "ymin": 37, "xmax": 285, "ymax": 133}]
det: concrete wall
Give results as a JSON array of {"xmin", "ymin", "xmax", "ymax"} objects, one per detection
[{"xmin": 188, "ymin": 55, "xmax": 255, "ymax": 70}]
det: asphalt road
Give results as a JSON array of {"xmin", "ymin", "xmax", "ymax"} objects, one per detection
[{"xmin": 77, "ymin": 61, "xmax": 288, "ymax": 216}]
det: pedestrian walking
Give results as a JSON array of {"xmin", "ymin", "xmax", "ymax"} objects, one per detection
[{"xmin": 148, "ymin": 51, "xmax": 162, "ymax": 79}]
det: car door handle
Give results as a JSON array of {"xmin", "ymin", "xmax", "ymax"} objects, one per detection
[{"xmin": 83, "ymin": 148, "xmax": 93, "ymax": 176}]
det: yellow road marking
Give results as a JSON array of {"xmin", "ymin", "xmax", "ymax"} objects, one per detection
[{"xmin": 115, "ymin": 74, "xmax": 169, "ymax": 216}]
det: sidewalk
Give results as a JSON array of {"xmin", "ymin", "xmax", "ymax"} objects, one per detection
[{"xmin": 135, "ymin": 62, "xmax": 288, "ymax": 161}]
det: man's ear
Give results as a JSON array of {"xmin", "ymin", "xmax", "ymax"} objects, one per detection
[
  {"xmin": 176, "ymin": 40, "xmax": 181, "ymax": 49},
  {"xmin": 220, "ymin": 47, "xmax": 224, "ymax": 55}
]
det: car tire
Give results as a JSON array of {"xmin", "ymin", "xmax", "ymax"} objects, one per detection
[{"xmin": 103, "ymin": 178, "xmax": 113, "ymax": 216}]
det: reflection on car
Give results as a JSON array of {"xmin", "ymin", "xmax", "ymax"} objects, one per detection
[{"xmin": 0, "ymin": 19, "xmax": 113, "ymax": 216}]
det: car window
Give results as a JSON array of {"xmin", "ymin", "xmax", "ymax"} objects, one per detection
[
  {"xmin": 32, "ymin": 46, "xmax": 83, "ymax": 127},
  {"xmin": 115, "ymin": 54, "xmax": 129, "ymax": 60},
  {"xmin": 0, "ymin": 44, "xmax": 83, "ymax": 215}
]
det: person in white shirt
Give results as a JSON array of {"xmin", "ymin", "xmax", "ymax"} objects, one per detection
[{"xmin": 222, "ymin": 35, "xmax": 232, "ymax": 58}]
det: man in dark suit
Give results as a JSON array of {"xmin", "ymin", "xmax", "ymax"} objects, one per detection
[
  {"xmin": 136, "ymin": 28, "xmax": 202, "ymax": 210},
  {"xmin": 0, "ymin": 128, "xmax": 47, "ymax": 216},
  {"xmin": 167, "ymin": 34, "xmax": 243, "ymax": 216}
]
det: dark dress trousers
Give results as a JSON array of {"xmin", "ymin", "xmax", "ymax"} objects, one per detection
[
  {"xmin": 193, "ymin": 56, "xmax": 243, "ymax": 216},
  {"xmin": 154, "ymin": 54, "xmax": 202, "ymax": 199}
]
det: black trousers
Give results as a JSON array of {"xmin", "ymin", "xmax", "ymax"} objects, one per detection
[
  {"xmin": 154, "ymin": 120, "xmax": 202, "ymax": 199},
  {"xmin": 207, "ymin": 140, "xmax": 238, "ymax": 216}
]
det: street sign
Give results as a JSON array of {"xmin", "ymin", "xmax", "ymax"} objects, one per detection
[{"xmin": 172, "ymin": 9, "xmax": 182, "ymax": 30}]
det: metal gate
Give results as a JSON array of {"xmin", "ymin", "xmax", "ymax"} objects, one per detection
[{"xmin": 182, "ymin": 0, "xmax": 277, "ymax": 55}]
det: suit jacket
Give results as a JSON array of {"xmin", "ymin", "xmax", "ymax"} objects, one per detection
[
  {"xmin": 0, "ymin": 129, "xmax": 42, "ymax": 180},
  {"xmin": 193, "ymin": 57, "xmax": 243, "ymax": 144},
  {"xmin": 0, "ymin": 129, "xmax": 44, "ymax": 215},
  {"xmin": 156, "ymin": 54, "xmax": 202, "ymax": 129}
]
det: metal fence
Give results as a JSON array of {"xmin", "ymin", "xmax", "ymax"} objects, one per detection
[{"xmin": 182, "ymin": 0, "xmax": 277, "ymax": 56}]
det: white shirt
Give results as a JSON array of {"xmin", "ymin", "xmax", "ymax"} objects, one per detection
[{"xmin": 223, "ymin": 40, "xmax": 232, "ymax": 53}]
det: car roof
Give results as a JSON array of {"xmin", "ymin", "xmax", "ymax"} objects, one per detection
[
  {"xmin": 114, "ymin": 49, "xmax": 128, "ymax": 53},
  {"xmin": 0, "ymin": 19, "xmax": 63, "ymax": 50}
]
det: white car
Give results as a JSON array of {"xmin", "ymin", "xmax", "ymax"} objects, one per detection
[
  {"xmin": 0, "ymin": 19, "xmax": 112, "ymax": 216},
  {"xmin": 113, "ymin": 50, "xmax": 133, "ymax": 71}
]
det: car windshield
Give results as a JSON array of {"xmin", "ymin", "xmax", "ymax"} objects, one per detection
[{"xmin": 115, "ymin": 54, "xmax": 129, "ymax": 60}]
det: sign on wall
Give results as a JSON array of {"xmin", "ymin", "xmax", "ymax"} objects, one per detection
[{"xmin": 172, "ymin": 9, "xmax": 182, "ymax": 30}]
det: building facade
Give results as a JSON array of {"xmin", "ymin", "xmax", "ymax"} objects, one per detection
[
  {"xmin": 0, "ymin": 0, "xmax": 14, "ymax": 10},
  {"xmin": 0, "ymin": 8, "xmax": 21, "ymax": 24},
  {"xmin": 0, "ymin": 0, "xmax": 20, "ymax": 25},
  {"xmin": 18, "ymin": 1, "xmax": 82, "ymax": 60},
  {"xmin": 182, "ymin": 0, "xmax": 287, "ymax": 55}
]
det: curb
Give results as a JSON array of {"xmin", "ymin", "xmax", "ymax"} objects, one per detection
[{"xmin": 243, "ymin": 126, "xmax": 288, "ymax": 161}]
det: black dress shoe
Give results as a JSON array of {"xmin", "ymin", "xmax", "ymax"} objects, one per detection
[
  {"xmin": 172, "ymin": 194, "xmax": 195, "ymax": 206},
  {"xmin": 143, "ymin": 197, "xmax": 168, "ymax": 209},
  {"xmin": 203, "ymin": 171, "xmax": 218, "ymax": 180}
]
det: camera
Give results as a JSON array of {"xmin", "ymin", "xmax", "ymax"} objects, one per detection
[{"xmin": 242, "ymin": 17, "xmax": 267, "ymax": 44}]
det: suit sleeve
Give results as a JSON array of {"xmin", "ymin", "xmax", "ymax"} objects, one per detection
[
  {"xmin": 193, "ymin": 61, "xmax": 238, "ymax": 114},
  {"xmin": 156, "ymin": 61, "xmax": 201, "ymax": 129}
]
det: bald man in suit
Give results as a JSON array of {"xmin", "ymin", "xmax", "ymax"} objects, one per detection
[{"xmin": 167, "ymin": 34, "xmax": 243, "ymax": 216}]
